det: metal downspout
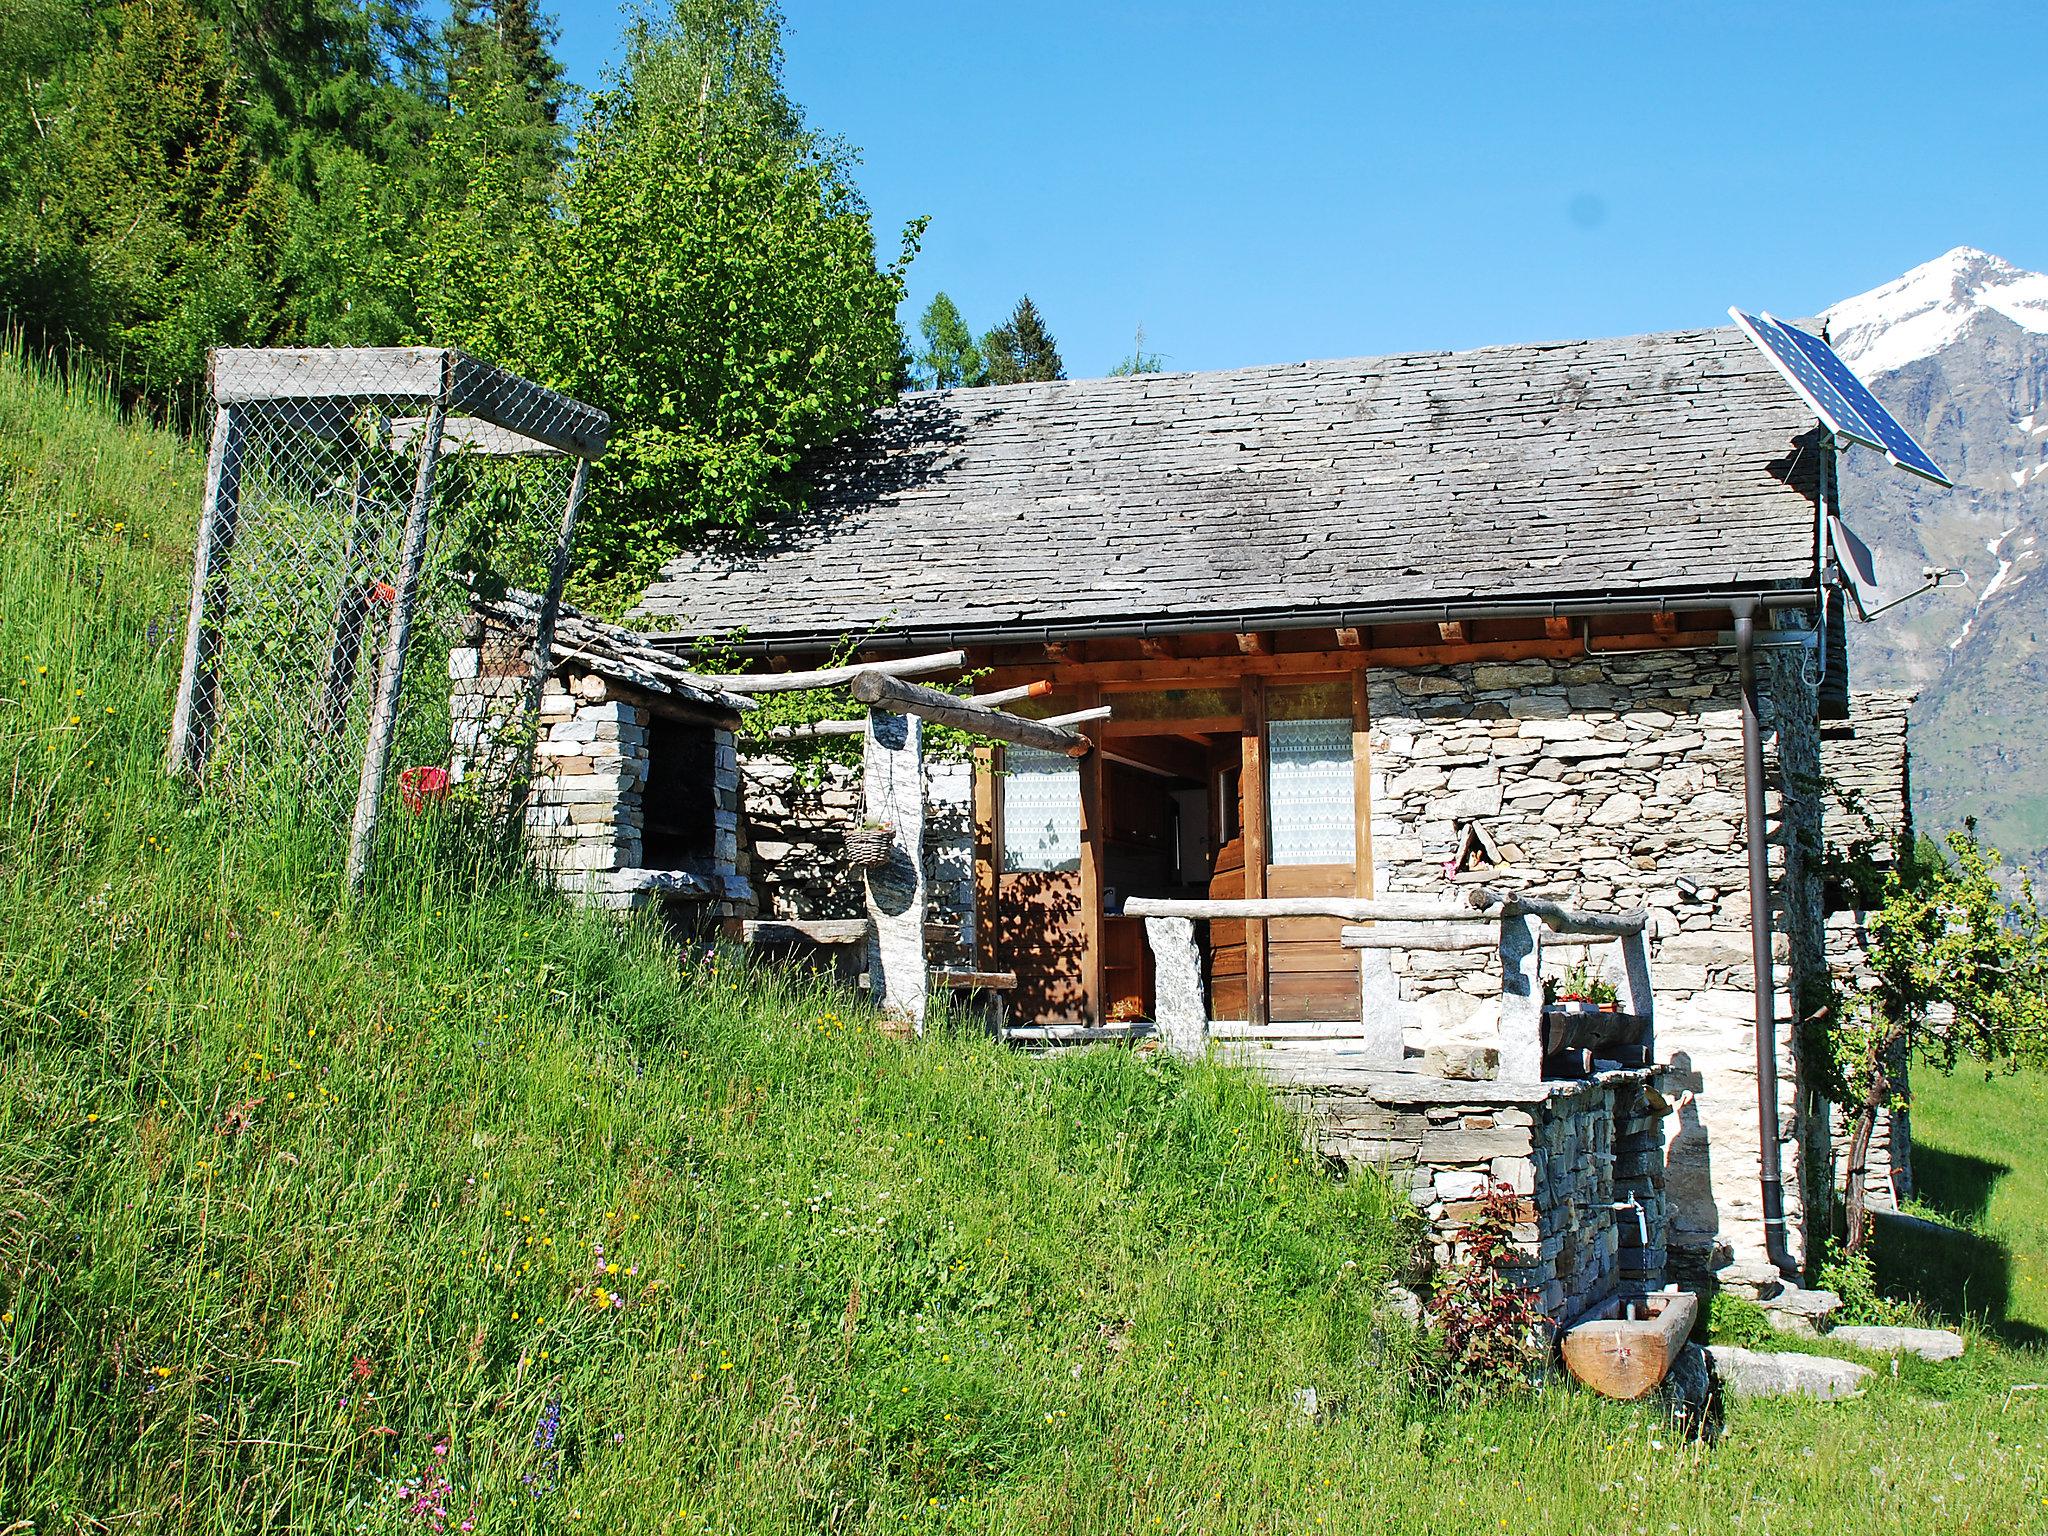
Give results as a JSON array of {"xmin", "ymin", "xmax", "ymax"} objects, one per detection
[{"xmin": 1733, "ymin": 598, "xmax": 1789, "ymax": 1274}]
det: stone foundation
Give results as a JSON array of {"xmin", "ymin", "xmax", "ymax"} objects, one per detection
[{"xmin": 1275, "ymin": 1065, "xmax": 1669, "ymax": 1322}]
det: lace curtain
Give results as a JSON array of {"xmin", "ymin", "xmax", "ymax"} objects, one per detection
[
  {"xmin": 1267, "ymin": 718, "xmax": 1354, "ymax": 865},
  {"xmin": 1002, "ymin": 746, "xmax": 1081, "ymax": 872}
]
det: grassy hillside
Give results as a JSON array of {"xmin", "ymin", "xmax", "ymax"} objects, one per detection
[
  {"xmin": 3, "ymin": 349, "xmax": 2047, "ymax": 1533},
  {"xmin": 1887, "ymin": 1066, "xmax": 2048, "ymax": 1343}
]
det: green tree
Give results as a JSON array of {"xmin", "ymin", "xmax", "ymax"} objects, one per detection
[
  {"xmin": 982, "ymin": 294, "xmax": 1063, "ymax": 385},
  {"xmin": 1825, "ymin": 824, "xmax": 2048, "ymax": 1250},
  {"xmin": 422, "ymin": 0, "xmax": 921, "ymax": 610},
  {"xmin": 1108, "ymin": 323, "xmax": 1163, "ymax": 376},
  {"xmin": 915, "ymin": 291, "xmax": 984, "ymax": 390}
]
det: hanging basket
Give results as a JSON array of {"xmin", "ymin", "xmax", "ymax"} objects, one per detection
[{"xmin": 845, "ymin": 825, "xmax": 894, "ymax": 868}]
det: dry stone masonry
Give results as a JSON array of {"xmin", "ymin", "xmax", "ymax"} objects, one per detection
[
  {"xmin": 449, "ymin": 609, "xmax": 753, "ymax": 921},
  {"xmin": 1278, "ymin": 1067, "xmax": 1669, "ymax": 1321},
  {"xmin": 1364, "ymin": 645, "xmax": 1825, "ymax": 1284}
]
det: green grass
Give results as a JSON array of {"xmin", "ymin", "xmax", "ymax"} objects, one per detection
[
  {"xmin": 1881, "ymin": 1065, "xmax": 2048, "ymax": 1345},
  {"xmin": 3, "ymin": 345, "xmax": 2048, "ymax": 1533}
]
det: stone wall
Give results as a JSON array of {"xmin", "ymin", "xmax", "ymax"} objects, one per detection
[
  {"xmin": 1284, "ymin": 1069, "xmax": 1668, "ymax": 1322},
  {"xmin": 1819, "ymin": 688, "xmax": 1920, "ymax": 1210},
  {"xmin": 1363, "ymin": 646, "xmax": 1821, "ymax": 1285},
  {"xmin": 740, "ymin": 745, "xmax": 977, "ymax": 949},
  {"xmin": 449, "ymin": 629, "xmax": 752, "ymax": 919}
]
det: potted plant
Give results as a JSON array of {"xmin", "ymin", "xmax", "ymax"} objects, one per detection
[
  {"xmin": 844, "ymin": 819, "xmax": 894, "ymax": 868},
  {"xmin": 1552, "ymin": 959, "xmax": 1619, "ymax": 1014}
]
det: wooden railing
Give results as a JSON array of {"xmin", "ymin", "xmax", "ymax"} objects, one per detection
[{"xmin": 1123, "ymin": 888, "xmax": 1654, "ymax": 1079}]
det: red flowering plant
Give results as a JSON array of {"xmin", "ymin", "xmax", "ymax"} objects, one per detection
[{"xmin": 1424, "ymin": 1180, "xmax": 1551, "ymax": 1395}]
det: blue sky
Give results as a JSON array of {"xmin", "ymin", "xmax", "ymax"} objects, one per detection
[{"xmin": 547, "ymin": 1, "xmax": 2048, "ymax": 377}]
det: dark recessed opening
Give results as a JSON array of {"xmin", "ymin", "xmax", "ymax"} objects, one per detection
[{"xmin": 644, "ymin": 713, "xmax": 717, "ymax": 868}]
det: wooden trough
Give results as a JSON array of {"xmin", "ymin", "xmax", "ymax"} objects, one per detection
[{"xmin": 1559, "ymin": 1289, "xmax": 1698, "ymax": 1401}]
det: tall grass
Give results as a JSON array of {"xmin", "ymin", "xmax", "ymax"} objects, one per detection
[{"xmin": 2, "ymin": 343, "xmax": 2046, "ymax": 1534}]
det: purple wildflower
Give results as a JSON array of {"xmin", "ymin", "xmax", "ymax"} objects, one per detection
[{"xmin": 533, "ymin": 1394, "xmax": 561, "ymax": 1451}]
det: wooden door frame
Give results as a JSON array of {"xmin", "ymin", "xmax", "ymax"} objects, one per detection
[{"xmin": 1240, "ymin": 675, "xmax": 1270, "ymax": 1028}]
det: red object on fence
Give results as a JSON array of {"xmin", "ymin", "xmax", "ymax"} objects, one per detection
[
  {"xmin": 369, "ymin": 580, "xmax": 397, "ymax": 604},
  {"xmin": 398, "ymin": 766, "xmax": 451, "ymax": 813}
]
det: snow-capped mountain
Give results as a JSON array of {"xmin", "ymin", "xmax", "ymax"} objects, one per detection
[
  {"xmin": 1819, "ymin": 247, "xmax": 2048, "ymax": 876},
  {"xmin": 1824, "ymin": 246, "xmax": 2048, "ymax": 377}
]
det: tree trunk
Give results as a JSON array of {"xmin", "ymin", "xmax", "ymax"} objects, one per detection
[{"xmin": 1844, "ymin": 1025, "xmax": 1905, "ymax": 1252}]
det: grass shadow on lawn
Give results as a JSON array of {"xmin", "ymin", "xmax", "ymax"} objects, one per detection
[
  {"xmin": 1911, "ymin": 1143, "xmax": 2005, "ymax": 1224},
  {"xmin": 1872, "ymin": 1197, "xmax": 2048, "ymax": 1350}
]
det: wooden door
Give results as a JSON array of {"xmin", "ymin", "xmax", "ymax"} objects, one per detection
[
  {"xmin": 987, "ymin": 744, "xmax": 1090, "ymax": 1023},
  {"xmin": 1261, "ymin": 677, "xmax": 1370, "ymax": 1026}
]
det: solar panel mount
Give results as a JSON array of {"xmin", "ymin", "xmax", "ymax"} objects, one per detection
[{"xmin": 1728, "ymin": 305, "xmax": 1952, "ymax": 487}]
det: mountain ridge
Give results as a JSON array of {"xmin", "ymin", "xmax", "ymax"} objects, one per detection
[{"xmin": 1822, "ymin": 247, "xmax": 2048, "ymax": 874}]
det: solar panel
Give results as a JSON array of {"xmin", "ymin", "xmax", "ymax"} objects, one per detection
[
  {"xmin": 1728, "ymin": 307, "xmax": 1882, "ymax": 451},
  {"xmin": 1761, "ymin": 313, "xmax": 1952, "ymax": 486}
]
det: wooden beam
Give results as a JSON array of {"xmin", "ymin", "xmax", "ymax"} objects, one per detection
[
  {"xmin": 1235, "ymin": 632, "xmax": 1271, "ymax": 655},
  {"xmin": 1139, "ymin": 638, "xmax": 1174, "ymax": 660},
  {"xmin": 1044, "ymin": 641, "xmax": 1077, "ymax": 664},
  {"xmin": 1042, "ymin": 705, "xmax": 1114, "ymax": 727},
  {"xmin": 710, "ymin": 650, "xmax": 966, "ymax": 694},
  {"xmin": 1335, "ymin": 626, "xmax": 1363, "ymax": 649},
  {"xmin": 934, "ymin": 969, "xmax": 1017, "ymax": 990},
  {"xmin": 1241, "ymin": 675, "xmax": 1270, "ymax": 1029},
  {"xmin": 1352, "ymin": 667, "xmax": 1374, "ymax": 898},
  {"xmin": 1544, "ymin": 616, "xmax": 1574, "ymax": 641},
  {"xmin": 971, "ymin": 679, "xmax": 1052, "ymax": 707},
  {"xmin": 1077, "ymin": 683, "xmax": 1106, "ymax": 1025},
  {"xmin": 764, "ymin": 718, "xmax": 867, "ymax": 740},
  {"xmin": 981, "ymin": 630, "xmax": 1719, "ymax": 689},
  {"xmin": 849, "ymin": 671, "xmax": 1091, "ymax": 756},
  {"xmin": 973, "ymin": 745, "xmax": 999, "ymax": 972},
  {"xmin": 1651, "ymin": 611, "xmax": 1680, "ymax": 637},
  {"xmin": 1099, "ymin": 714, "xmax": 1241, "ymax": 739},
  {"xmin": 1438, "ymin": 620, "xmax": 1469, "ymax": 645},
  {"xmin": 1126, "ymin": 896, "xmax": 1497, "ymax": 923}
]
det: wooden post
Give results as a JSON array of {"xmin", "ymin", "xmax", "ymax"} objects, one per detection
[
  {"xmin": 1146, "ymin": 916, "xmax": 1206, "ymax": 1059},
  {"xmin": 972, "ymin": 744, "xmax": 999, "ymax": 974},
  {"xmin": 346, "ymin": 392, "xmax": 448, "ymax": 892},
  {"xmin": 863, "ymin": 705, "xmax": 927, "ymax": 1033},
  {"xmin": 168, "ymin": 403, "xmax": 247, "ymax": 777},
  {"xmin": 1241, "ymin": 675, "xmax": 1270, "ymax": 1029},
  {"xmin": 1076, "ymin": 683, "xmax": 1106, "ymax": 1025},
  {"xmin": 1498, "ymin": 910, "xmax": 1545, "ymax": 1082}
]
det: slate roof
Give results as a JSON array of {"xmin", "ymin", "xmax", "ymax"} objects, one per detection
[
  {"xmin": 640, "ymin": 326, "xmax": 1825, "ymax": 648},
  {"xmin": 474, "ymin": 590, "xmax": 755, "ymax": 715}
]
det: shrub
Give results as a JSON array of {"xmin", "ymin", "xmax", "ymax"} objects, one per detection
[{"xmin": 1424, "ymin": 1181, "xmax": 1550, "ymax": 1394}]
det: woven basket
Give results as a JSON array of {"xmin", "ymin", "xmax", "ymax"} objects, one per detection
[{"xmin": 844, "ymin": 825, "xmax": 894, "ymax": 868}]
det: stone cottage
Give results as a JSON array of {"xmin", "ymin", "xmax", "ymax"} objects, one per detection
[{"xmin": 632, "ymin": 324, "xmax": 1929, "ymax": 1302}]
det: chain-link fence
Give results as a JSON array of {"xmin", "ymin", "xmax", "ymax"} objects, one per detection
[{"xmin": 167, "ymin": 347, "xmax": 608, "ymax": 888}]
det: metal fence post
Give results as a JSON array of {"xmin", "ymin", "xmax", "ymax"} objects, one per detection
[
  {"xmin": 345, "ymin": 393, "xmax": 449, "ymax": 892},
  {"xmin": 167, "ymin": 402, "xmax": 246, "ymax": 778}
]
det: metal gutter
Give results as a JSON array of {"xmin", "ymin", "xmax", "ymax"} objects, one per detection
[
  {"xmin": 1733, "ymin": 598, "xmax": 1791, "ymax": 1275},
  {"xmin": 646, "ymin": 583, "xmax": 1821, "ymax": 658}
]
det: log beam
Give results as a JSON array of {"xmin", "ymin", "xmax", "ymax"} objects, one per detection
[
  {"xmin": 850, "ymin": 670, "xmax": 1092, "ymax": 756},
  {"xmin": 707, "ymin": 650, "xmax": 965, "ymax": 694}
]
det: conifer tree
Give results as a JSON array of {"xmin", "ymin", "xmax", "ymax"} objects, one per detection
[{"xmin": 982, "ymin": 295, "xmax": 1064, "ymax": 384}]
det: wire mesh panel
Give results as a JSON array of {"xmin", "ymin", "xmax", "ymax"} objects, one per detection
[{"xmin": 167, "ymin": 348, "xmax": 608, "ymax": 888}]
